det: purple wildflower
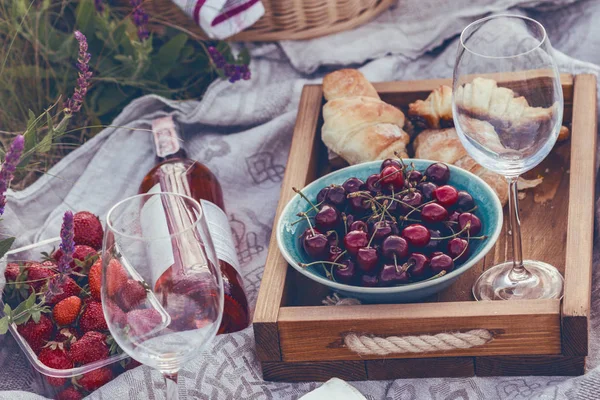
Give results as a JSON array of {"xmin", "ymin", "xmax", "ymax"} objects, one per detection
[
  {"xmin": 58, "ymin": 211, "xmax": 75, "ymax": 275},
  {"xmin": 207, "ymin": 46, "xmax": 251, "ymax": 83},
  {"xmin": 130, "ymin": 0, "xmax": 149, "ymax": 41},
  {"xmin": 95, "ymin": 0, "xmax": 104, "ymax": 13},
  {"xmin": 0, "ymin": 135, "xmax": 24, "ymax": 216},
  {"xmin": 64, "ymin": 31, "xmax": 92, "ymax": 115}
]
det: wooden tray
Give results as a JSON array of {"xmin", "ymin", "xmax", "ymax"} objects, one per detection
[{"xmin": 253, "ymin": 74, "xmax": 597, "ymax": 381}]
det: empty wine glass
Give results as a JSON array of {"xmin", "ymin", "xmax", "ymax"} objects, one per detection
[
  {"xmin": 102, "ymin": 192, "xmax": 223, "ymax": 399},
  {"xmin": 452, "ymin": 15, "xmax": 564, "ymax": 300}
]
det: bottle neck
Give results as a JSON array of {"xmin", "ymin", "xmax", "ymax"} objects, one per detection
[{"xmin": 152, "ymin": 116, "xmax": 188, "ymax": 162}]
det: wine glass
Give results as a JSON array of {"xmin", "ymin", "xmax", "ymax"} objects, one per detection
[
  {"xmin": 102, "ymin": 192, "xmax": 223, "ymax": 400},
  {"xmin": 452, "ymin": 15, "xmax": 564, "ymax": 300}
]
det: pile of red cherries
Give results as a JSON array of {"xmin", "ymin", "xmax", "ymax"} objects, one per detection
[{"xmin": 295, "ymin": 159, "xmax": 484, "ymax": 287}]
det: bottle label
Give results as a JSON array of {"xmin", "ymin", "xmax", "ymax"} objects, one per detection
[
  {"xmin": 199, "ymin": 199, "xmax": 242, "ymax": 274},
  {"xmin": 152, "ymin": 116, "xmax": 181, "ymax": 158}
]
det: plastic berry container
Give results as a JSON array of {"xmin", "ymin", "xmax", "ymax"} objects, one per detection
[{"xmin": 0, "ymin": 237, "xmax": 130, "ymax": 399}]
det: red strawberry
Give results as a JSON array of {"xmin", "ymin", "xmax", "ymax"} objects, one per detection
[
  {"xmin": 4, "ymin": 262, "xmax": 30, "ymax": 299},
  {"xmin": 56, "ymin": 327, "xmax": 80, "ymax": 346},
  {"xmin": 127, "ymin": 309, "xmax": 162, "ymax": 337},
  {"xmin": 76, "ymin": 367, "xmax": 113, "ymax": 391},
  {"xmin": 53, "ymin": 296, "xmax": 82, "ymax": 326},
  {"xmin": 105, "ymin": 299, "xmax": 127, "ymax": 326},
  {"xmin": 53, "ymin": 245, "xmax": 98, "ymax": 273},
  {"xmin": 79, "ymin": 301, "xmax": 108, "ymax": 333},
  {"xmin": 106, "ymin": 259, "xmax": 128, "ymax": 298},
  {"xmin": 88, "ymin": 258, "xmax": 102, "ymax": 301},
  {"xmin": 57, "ymin": 387, "xmax": 83, "ymax": 400},
  {"xmin": 73, "ymin": 211, "xmax": 103, "ymax": 250},
  {"xmin": 117, "ymin": 279, "xmax": 147, "ymax": 310},
  {"xmin": 38, "ymin": 347, "xmax": 73, "ymax": 386},
  {"xmin": 45, "ymin": 276, "xmax": 82, "ymax": 305},
  {"xmin": 4, "ymin": 262, "xmax": 20, "ymax": 282},
  {"xmin": 25, "ymin": 263, "xmax": 56, "ymax": 291},
  {"xmin": 17, "ymin": 314, "xmax": 53, "ymax": 354},
  {"xmin": 68, "ymin": 331, "xmax": 109, "ymax": 365}
]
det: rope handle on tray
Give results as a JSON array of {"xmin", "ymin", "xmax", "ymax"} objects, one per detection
[{"xmin": 323, "ymin": 293, "xmax": 494, "ymax": 356}]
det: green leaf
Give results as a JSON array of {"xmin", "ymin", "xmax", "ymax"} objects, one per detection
[
  {"xmin": 37, "ymin": 131, "xmax": 54, "ymax": 153},
  {"xmin": 75, "ymin": 0, "xmax": 95, "ymax": 36},
  {"xmin": 12, "ymin": 313, "xmax": 31, "ymax": 325},
  {"xmin": 25, "ymin": 292, "xmax": 36, "ymax": 308},
  {"xmin": 0, "ymin": 237, "xmax": 15, "ymax": 260},
  {"xmin": 3, "ymin": 304, "xmax": 11, "ymax": 316},
  {"xmin": 152, "ymin": 34, "xmax": 187, "ymax": 80},
  {"xmin": 31, "ymin": 311, "xmax": 41, "ymax": 324},
  {"xmin": 0, "ymin": 317, "xmax": 9, "ymax": 335},
  {"xmin": 238, "ymin": 47, "xmax": 250, "ymax": 66}
]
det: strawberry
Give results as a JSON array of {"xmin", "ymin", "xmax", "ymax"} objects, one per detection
[
  {"xmin": 4, "ymin": 262, "xmax": 20, "ymax": 282},
  {"xmin": 117, "ymin": 279, "xmax": 147, "ymax": 310},
  {"xmin": 53, "ymin": 296, "xmax": 82, "ymax": 326},
  {"xmin": 68, "ymin": 331, "xmax": 109, "ymax": 365},
  {"xmin": 106, "ymin": 259, "xmax": 128, "ymax": 298},
  {"xmin": 17, "ymin": 314, "xmax": 53, "ymax": 354},
  {"xmin": 25, "ymin": 262, "xmax": 56, "ymax": 291},
  {"xmin": 79, "ymin": 301, "xmax": 108, "ymax": 333},
  {"xmin": 88, "ymin": 258, "xmax": 102, "ymax": 301},
  {"xmin": 105, "ymin": 299, "xmax": 127, "ymax": 326},
  {"xmin": 127, "ymin": 309, "xmax": 162, "ymax": 337},
  {"xmin": 73, "ymin": 211, "xmax": 103, "ymax": 250},
  {"xmin": 4, "ymin": 262, "xmax": 30, "ymax": 301},
  {"xmin": 54, "ymin": 245, "xmax": 98, "ymax": 273},
  {"xmin": 45, "ymin": 276, "xmax": 82, "ymax": 305},
  {"xmin": 56, "ymin": 327, "xmax": 80, "ymax": 347},
  {"xmin": 56, "ymin": 387, "xmax": 83, "ymax": 400},
  {"xmin": 76, "ymin": 367, "xmax": 113, "ymax": 391},
  {"xmin": 38, "ymin": 347, "xmax": 73, "ymax": 386}
]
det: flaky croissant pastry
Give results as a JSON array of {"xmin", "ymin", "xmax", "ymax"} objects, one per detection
[
  {"xmin": 408, "ymin": 85, "xmax": 453, "ymax": 129},
  {"xmin": 322, "ymin": 69, "xmax": 410, "ymax": 163}
]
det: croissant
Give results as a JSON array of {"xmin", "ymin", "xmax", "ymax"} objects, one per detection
[
  {"xmin": 408, "ymin": 85, "xmax": 453, "ymax": 129},
  {"xmin": 321, "ymin": 70, "xmax": 410, "ymax": 163}
]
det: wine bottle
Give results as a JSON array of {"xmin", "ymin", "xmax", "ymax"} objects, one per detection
[{"xmin": 139, "ymin": 116, "xmax": 250, "ymax": 334}]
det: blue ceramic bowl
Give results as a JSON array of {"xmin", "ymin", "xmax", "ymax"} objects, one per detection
[{"xmin": 276, "ymin": 159, "xmax": 503, "ymax": 303}]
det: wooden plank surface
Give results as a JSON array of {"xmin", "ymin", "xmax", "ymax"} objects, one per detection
[
  {"xmin": 253, "ymin": 85, "xmax": 324, "ymax": 361},
  {"xmin": 278, "ymin": 300, "xmax": 561, "ymax": 361},
  {"xmin": 262, "ymin": 360, "xmax": 367, "ymax": 382},
  {"xmin": 366, "ymin": 357, "xmax": 474, "ymax": 379},
  {"xmin": 561, "ymin": 74, "xmax": 597, "ymax": 356},
  {"xmin": 476, "ymin": 355, "xmax": 585, "ymax": 377}
]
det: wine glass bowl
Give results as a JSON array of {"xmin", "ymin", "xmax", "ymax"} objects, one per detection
[
  {"xmin": 102, "ymin": 192, "xmax": 223, "ymax": 398},
  {"xmin": 452, "ymin": 15, "xmax": 564, "ymax": 300}
]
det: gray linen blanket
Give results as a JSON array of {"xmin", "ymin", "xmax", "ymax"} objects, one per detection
[{"xmin": 2, "ymin": 0, "xmax": 600, "ymax": 398}]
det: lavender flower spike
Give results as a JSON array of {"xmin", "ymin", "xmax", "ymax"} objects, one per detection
[
  {"xmin": 58, "ymin": 211, "xmax": 75, "ymax": 275},
  {"xmin": 130, "ymin": 0, "xmax": 149, "ymax": 41},
  {"xmin": 0, "ymin": 135, "xmax": 25, "ymax": 215},
  {"xmin": 64, "ymin": 31, "xmax": 93, "ymax": 115}
]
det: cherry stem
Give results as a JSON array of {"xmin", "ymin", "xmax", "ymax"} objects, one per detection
[
  {"xmin": 376, "ymin": 195, "xmax": 419, "ymax": 212},
  {"xmin": 367, "ymin": 200, "xmax": 388, "ymax": 247},
  {"xmin": 291, "ymin": 215, "xmax": 313, "ymax": 226},
  {"xmin": 430, "ymin": 222, "xmax": 471, "ymax": 240},
  {"xmin": 293, "ymin": 187, "xmax": 319, "ymax": 213},
  {"xmin": 392, "ymin": 152, "xmax": 407, "ymax": 168},
  {"xmin": 299, "ymin": 212, "xmax": 316, "ymax": 236},
  {"xmin": 300, "ymin": 261, "xmax": 347, "ymax": 268},
  {"xmin": 333, "ymin": 250, "xmax": 347, "ymax": 263},
  {"xmin": 342, "ymin": 214, "xmax": 348, "ymax": 235},
  {"xmin": 422, "ymin": 270, "xmax": 447, "ymax": 282},
  {"xmin": 404, "ymin": 200, "xmax": 436, "ymax": 219},
  {"xmin": 376, "ymin": 168, "xmax": 402, "ymax": 184},
  {"xmin": 322, "ymin": 264, "xmax": 333, "ymax": 280},
  {"xmin": 453, "ymin": 231, "xmax": 470, "ymax": 262}
]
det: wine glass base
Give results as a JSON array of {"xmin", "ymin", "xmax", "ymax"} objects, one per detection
[{"xmin": 472, "ymin": 260, "xmax": 564, "ymax": 301}]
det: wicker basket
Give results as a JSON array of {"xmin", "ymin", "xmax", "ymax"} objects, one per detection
[{"xmin": 138, "ymin": 0, "xmax": 395, "ymax": 41}]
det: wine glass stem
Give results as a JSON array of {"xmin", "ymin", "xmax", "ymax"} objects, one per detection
[
  {"xmin": 507, "ymin": 176, "xmax": 528, "ymax": 281},
  {"xmin": 163, "ymin": 372, "xmax": 179, "ymax": 400}
]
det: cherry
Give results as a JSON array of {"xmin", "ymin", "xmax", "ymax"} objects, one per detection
[
  {"xmin": 356, "ymin": 247, "xmax": 379, "ymax": 273},
  {"xmin": 381, "ymin": 159, "xmax": 404, "ymax": 171},
  {"xmin": 333, "ymin": 259, "xmax": 356, "ymax": 284},
  {"xmin": 458, "ymin": 213, "xmax": 482, "ymax": 235},
  {"xmin": 365, "ymin": 174, "xmax": 382, "ymax": 193},
  {"xmin": 448, "ymin": 238, "xmax": 469, "ymax": 261},
  {"xmin": 372, "ymin": 220, "xmax": 393, "ymax": 241},
  {"xmin": 407, "ymin": 170, "xmax": 423, "ymax": 185},
  {"xmin": 315, "ymin": 205, "xmax": 340, "ymax": 231},
  {"xmin": 400, "ymin": 191, "xmax": 423, "ymax": 213},
  {"xmin": 302, "ymin": 231, "xmax": 328, "ymax": 258},
  {"xmin": 350, "ymin": 220, "xmax": 369, "ymax": 232},
  {"xmin": 423, "ymin": 229, "xmax": 442, "ymax": 253},
  {"xmin": 361, "ymin": 274, "xmax": 379, "ymax": 287},
  {"xmin": 448, "ymin": 211, "xmax": 460, "ymax": 223},
  {"xmin": 455, "ymin": 191, "xmax": 475, "ymax": 212},
  {"xmin": 326, "ymin": 231, "xmax": 339, "ymax": 247},
  {"xmin": 430, "ymin": 253, "xmax": 454, "ymax": 274},
  {"xmin": 328, "ymin": 245, "xmax": 344, "ymax": 262},
  {"xmin": 343, "ymin": 213, "xmax": 355, "ymax": 229},
  {"xmin": 425, "ymin": 163, "xmax": 450, "ymax": 185},
  {"xmin": 316, "ymin": 187, "xmax": 330, "ymax": 204},
  {"xmin": 379, "ymin": 264, "xmax": 410, "ymax": 285},
  {"xmin": 402, "ymin": 224, "xmax": 431, "ymax": 247},
  {"xmin": 434, "ymin": 185, "xmax": 459, "ymax": 208},
  {"xmin": 416, "ymin": 182, "xmax": 438, "ymax": 201},
  {"xmin": 421, "ymin": 203, "xmax": 449, "ymax": 223},
  {"xmin": 381, "ymin": 235, "xmax": 409, "ymax": 260},
  {"xmin": 326, "ymin": 185, "xmax": 346, "ymax": 208},
  {"xmin": 431, "ymin": 251, "xmax": 444, "ymax": 258},
  {"xmin": 407, "ymin": 253, "xmax": 430, "ymax": 277},
  {"xmin": 342, "ymin": 177, "xmax": 364, "ymax": 194},
  {"xmin": 343, "ymin": 230, "xmax": 368, "ymax": 256},
  {"xmin": 380, "ymin": 166, "xmax": 405, "ymax": 189},
  {"xmin": 349, "ymin": 196, "xmax": 371, "ymax": 214}
]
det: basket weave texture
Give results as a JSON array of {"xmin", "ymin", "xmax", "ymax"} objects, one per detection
[{"xmin": 139, "ymin": 0, "xmax": 395, "ymax": 41}]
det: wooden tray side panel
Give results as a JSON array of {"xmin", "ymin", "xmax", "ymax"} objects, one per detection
[
  {"xmin": 562, "ymin": 74, "xmax": 598, "ymax": 357},
  {"xmin": 262, "ymin": 361, "xmax": 367, "ymax": 382},
  {"xmin": 476, "ymin": 356, "xmax": 585, "ymax": 377},
  {"xmin": 253, "ymin": 85, "xmax": 324, "ymax": 361},
  {"xmin": 366, "ymin": 358, "xmax": 474, "ymax": 380}
]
